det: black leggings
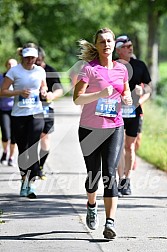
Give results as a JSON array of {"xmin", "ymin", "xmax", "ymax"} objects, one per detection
[
  {"xmin": 79, "ymin": 126, "xmax": 124, "ymax": 197},
  {"xmin": 0, "ymin": 109, "xmax": 16, "ymax": 144},
  {"xmin": 12, "ymin": 115, "xmax": 44, "ymax": 181}
]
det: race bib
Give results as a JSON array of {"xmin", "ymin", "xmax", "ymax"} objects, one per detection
[
  {"xmin": 43, "ymin": 105, "xmax": 50, "ymax": 118},
  {"xmin": 18, "ymin": 95, "xmax": 39, "ymax": 108},
  {"xmin": 121, "ymin": 105, "xmax": 136, "ymax": 118},
  {"xmin": 95, "ymin": 98, "xmax": 118, "ymax": 118}
]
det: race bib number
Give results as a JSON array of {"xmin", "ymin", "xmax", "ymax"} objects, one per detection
[
  {"xmin": 95, "ymin": 98, "xmax": 118, "ymax": 118},
  {"xmin": 18, "ymin": 95, "xmax": 39, "ymax": 108},
  {"xmin": 43, "ymin": 105, "xmax": 50, "ymax": 118},
  {"xmin": 121, "ymin": 105, "xmax": 136, "ymax": 118}
]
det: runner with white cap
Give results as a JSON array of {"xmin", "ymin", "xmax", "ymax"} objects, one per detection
[
  {"xmin": 115, "ymin": 35, "xmax": 152, "ymax": 196},
  {"xmin": 1, "ymin": 42, "xmax": 48, "ymax": 199}
]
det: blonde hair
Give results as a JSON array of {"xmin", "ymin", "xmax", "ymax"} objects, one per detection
[
  {"xmin": 78, "ymin": 28, "xmax": 115, "ymax": 62},
  {"xmin": 78, "ymin": 39, "xmax": 98, "ymax": 62}
]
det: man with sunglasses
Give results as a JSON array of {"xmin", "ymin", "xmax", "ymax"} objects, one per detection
[{"xmin": 115, "ymin": 35, "xmax": 152, "ymax": 196}]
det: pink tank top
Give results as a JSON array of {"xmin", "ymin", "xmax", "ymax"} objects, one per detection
[{"xmin": 78, "ymin": 59, "xmax": 128, "ymax": 129}]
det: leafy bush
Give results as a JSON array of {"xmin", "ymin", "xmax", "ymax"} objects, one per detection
[{"xmin": 138, "ymin": 100, "xmax": 167, "ymax": 172}]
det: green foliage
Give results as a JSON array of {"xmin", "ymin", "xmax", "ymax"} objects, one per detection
[
  {"xmin": 16, "ymin": 0, "xmax": 116, "ymax": 70},
  {"xmin": 0, "ymin": 1, "xmax": 23, "ymax": 70},
  {"xmin": 160, "ymin": 14, "xmax": 167, "ymax": 60},
  {"xmin": 138, "ymin": 101, "xmax": 167, "ymax": 172},
  {"xmin": 155, "ymin": 61, "xmax": 167, "ymax": 106},
  {"xmin": 138, "ymin": 62, "xmax": 167, "ymax": 172},
  {"xmin": 0, "ymin": 0, "xmax": 22, "ymax": 26},
  {"xmin": 0, "ymin": 0, "xmax": 167, "ymax": 76},
  {"xmin": 111, "ymin": 0, "xmax": 167, "ymax": 61}
]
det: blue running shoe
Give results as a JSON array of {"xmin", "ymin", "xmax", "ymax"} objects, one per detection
[
  {"xmin": 20, "ymin": 181, "xmax": 28, "ymax": 197},
  {"xmin": 27, "ymin": 184, "xmax": 36, "ymax": 199}
]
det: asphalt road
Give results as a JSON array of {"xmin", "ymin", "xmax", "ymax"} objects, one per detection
[{"xmin": 0, "ymin": 97, "xmax": 167, "ymax": 252}]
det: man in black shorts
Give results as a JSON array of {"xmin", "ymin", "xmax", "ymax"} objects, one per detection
[
  {"xmin": 115, "ymin": 35, "xmax": 152, "ymax": 196},
  {"xmin": 36, "ymin": 47, "xmax": 63, "ymax": 179}
]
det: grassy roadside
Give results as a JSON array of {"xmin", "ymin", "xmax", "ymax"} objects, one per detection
[{"xmin": 137, "ymin": 100, "xmax": 167, "ymax": 172}]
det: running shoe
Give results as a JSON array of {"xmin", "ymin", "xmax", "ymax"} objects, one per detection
[
  {"xmin": 103, "ymin": 219, "xmax": 116, "ymax": 239},
  {"xmin": 118, "ymin": 178, "xmax": 132, "ymax": 196},
  {"xmin": 118, "ymin": 178, "xmax": 126, "ymax": 197},
  {"xmin": 20, "ymin": 181, "xmax": 28, "ymax": 197},
  {"xmin": 86, "ymin": 203, "xmax": 99, "ymax": 230},
  {"xmin": 8, "ymin": 158, "xmax": 15, "ymax": 167},
  {"xmin": 122, "ymin": 178, "xmax": 132, "ymax": 195},
  {"xmin": 38, "ymin": 167, "xmax": 47, "ymax": 180},
  {"xmin": 27, "ymin": 184, "xmax": 37, "ymax": 199},
  {"xmin": 0, "ymin": 152, "xmax": 7, "ymax": 165},
  {"xmin": 118, "ymin": 189, "xmax": 123, "ymax": 198}
]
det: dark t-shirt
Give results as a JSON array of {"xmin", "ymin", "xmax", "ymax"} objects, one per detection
[
  {"xmin": 41, "ymin": 64, "xmax": 62, "ymax": 102},
  {"xmin": 129, "ymin": 58, "xmax": 151, "ymax": 116},
  {"xmin": 45, "ymin": 64, "xmax": 62, "ymax": 91},
  {"xmin": 117, "ymin": 58, "xmax": 151, "ymax": 116}
]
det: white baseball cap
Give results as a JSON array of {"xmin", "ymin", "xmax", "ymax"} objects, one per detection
[
  {"xmin": 115, "ymin": 35, "xmax": 131, "ymax": 48},
  {"xmin": 22, "ymin": 47, "xmax": 38, "ymax": 57}
]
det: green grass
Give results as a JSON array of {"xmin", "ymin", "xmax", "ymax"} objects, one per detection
[
  {"xmin": 159, "ymin": 61, "xmax": 167, "ymax": 80},
  {"xmin": 138, "ymin": 100, "xmax": 167, "ymax": 172},
  {"xmin": 60, "ymin": 76, "xmax": 73, "ymax": 96},
  {"xmin": 156, "ymin": 61, "xmax": 167, "ymax": 99},
  {"xmin": 137, "ymin": 61, "xmax": 167, "ymax": 172}
]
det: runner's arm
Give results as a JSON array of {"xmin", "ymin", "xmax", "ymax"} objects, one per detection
[{"xmin": 73, "ymin": 80, "xmax": 113, "ymax": 105}]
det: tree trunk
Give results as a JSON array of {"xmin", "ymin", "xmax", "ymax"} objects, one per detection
[{"xmin": 147, "ymin": 1, "xmax": 160, "ymax": 98}]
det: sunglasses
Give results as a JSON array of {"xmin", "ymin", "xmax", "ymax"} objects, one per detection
[{"xmin": 121, "ymin": 44, "xmax": 133, "ymax": 49}]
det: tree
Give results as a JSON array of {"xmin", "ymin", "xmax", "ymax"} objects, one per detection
[
  {"xmin": 146, "ymin": 0, "xmax": 167, "ymax": 97},
  {"xmin": 9, "ymin": 0, "xmax": 116, "ymax": 70},
  {"xmin": 111, "ymin": 0, "xmax": 167, "ymax": 96},
  {"xmin": 0, "ymin": 0, "xmax": 22, "ymax": 70},
  {"xmin": 1, "ymin": 0, "xmax": 167, "ymax": 92}
]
